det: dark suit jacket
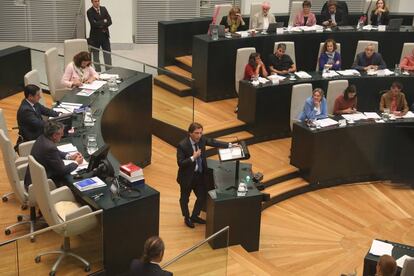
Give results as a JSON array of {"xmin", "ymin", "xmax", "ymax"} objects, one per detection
[
  {"xmin": 129, "ymin": 259, "xmax": 172, "ymax": 276},
  {"xmin": 352, "ymin": 52, "xmax": 387, "ymax": 71},
  {"xmin": 370, "ymin": 10, "xmax": 389, "ymax": 25},
  {"xmin": 87, "ymin": 5, "xmax": 112, "ymax": 42},
  {"xmin": 320, "ymin": 9, "xmax": 347, "ymax": 26},
  {"xmin": 17, "ymin": 99, "xmax": 59, "ymax": 142},
  {"xmin": 176, "ymin": 136, "xmax": 228, "ymax": 188},
  {"xmin": 24, "ymin": 135, "xmax": 78, "ymax": 188}
]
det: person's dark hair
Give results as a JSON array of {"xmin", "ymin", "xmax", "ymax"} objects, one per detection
[
  {"xmin": 391, "ymin": 81, "xmax": 403, "ymax": 91},
  {"xmin": 327, "ymin": 0, "xmax": 337, "ymax": 8},
  {"xmin": 377, "ymin": 255, "xmax": 397, "ymax": 276},
  {"xmin": 312, "ymin": 88, "xmax": 325, "ymax": 97},
  {"xmin": 302, "ymin": 0, "xmax": 311, "ymax": 8},
  {"xmin": 141, "ymin": 236, "xmax": 165, "ymax": 264},
  {"xmin": 343, "ymin": 85, "xmax": 357, "ymax": 100},
  {"xmin": 188, "ymin": 122, "xmax": 203, "ymax": 133},
  {"xmin": 322, "ymin": 38, "xmax": 337, "ymax": 52},
  {"xmin": 277, "ymin": 43, "xmax": 286, "ymax": 51},
  {"xmin": 73, "ymin": 51, "xmax": 92, "ymax": 68},
  {"xmin": 248, "ymin": 53, "xmax": 260, "ymax": 69},
  {"xmin": 24, "ymin": 84, "xmax": 40, "ymax": 99},
  {"xmin": 44, "ymin": 121, "xmax": 64, "ymax": 139}
]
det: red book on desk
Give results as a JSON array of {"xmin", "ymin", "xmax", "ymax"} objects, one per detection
[{"xmin": 120, "ymin": 162, "xmax": 143, "ymax": 178}]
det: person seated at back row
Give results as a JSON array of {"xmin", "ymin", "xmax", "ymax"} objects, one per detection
[
  {"xmin": 380, "ymin": 81, "xmax": 408, "ymax": 116},
  {"xmin": 319, "ymin": 38, "xmax": 341, "ymax": 71},
  {"xmin": 268, "ymin": 43, "xmax": 296, "ymax": 75},
  {"xmin": 244, "ymin": 53, "xmax": 268, "ymax": 80},
  {"xmin": 352, "ymin": 44, "xmax": 386, "ymax": 72},
  {"xmin": 333, "ymin": 85, "xmax": 357, "ymax": 115},
  {"xmin": 130, "ymin": 236, "xmax": 172, "ymax": 276},
  {"xmin": 400, "ymin": 48, "xmax": 414, "ymax": 72},
  {"xmin": 220, "ymin": 7, "xmax": 247, "ymax": 33},
  {"xmin": 299, "ymin": 88, "xmax": 328, "ymax": 122},
  {"xmin": 294, "ymin": 1, "xmax": 316, "ymax": 27},
  {"xmin": 61, "ymin": 51, "xmax": 99, "ymax": 88},
  {"xmin": 371, "ymin": 0, "xmax": 390, "ymax": 26},
  {"xmin": 251, "ymin": 1, "xmax": 276, "ymax": 30},
  {"xmin": 321, "ymin": 0, "xmax": 347, "ymax": 27}
]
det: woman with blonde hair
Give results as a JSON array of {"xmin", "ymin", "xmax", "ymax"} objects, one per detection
[
  {"xmin": 370, "ymin": 0, "xmax": 389, "ymax": 25},
  {"xmin": 220, "ymin": 7, "xmax": 247, "ymax": 33}
]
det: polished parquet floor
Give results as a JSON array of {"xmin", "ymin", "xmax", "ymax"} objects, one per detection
[{"xmin": 0, "ymin": 93, "xmax": 414, "ymax": 275}]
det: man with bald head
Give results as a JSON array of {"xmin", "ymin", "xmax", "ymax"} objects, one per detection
[
  {"xmin": 251, "ymin": 1, "xmax": 276, "ymax": 30},
  {"xmin": 352, "ymin": 44, "xmax": 387, "ymax": 71}
]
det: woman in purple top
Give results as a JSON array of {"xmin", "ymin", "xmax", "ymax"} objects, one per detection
[{"xmin": 319, "ymin": 38, "xmax": 341, "ymax": 71}]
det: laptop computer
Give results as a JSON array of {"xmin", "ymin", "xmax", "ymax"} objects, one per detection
[
  {"xmin": 267, "ymin": 22, "xmax": 284, "ymax": 33},
  {"xmin": 387, "ymin": 18, "xmax": 403, "ymax": 31}
]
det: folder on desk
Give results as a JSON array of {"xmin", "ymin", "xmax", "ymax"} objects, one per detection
[{"xmin": 74, "ymin": 176, "xmax": 106, "ymax": 192}]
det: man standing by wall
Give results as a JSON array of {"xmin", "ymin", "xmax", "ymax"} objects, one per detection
[{"xmin": 87, "ymin": 0, "xmax": 112, "ymax": 72}]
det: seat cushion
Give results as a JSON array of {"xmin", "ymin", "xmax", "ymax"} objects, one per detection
[{"xmin": 55, "ymin": 201, "xmax": 81, "ymax": 221}]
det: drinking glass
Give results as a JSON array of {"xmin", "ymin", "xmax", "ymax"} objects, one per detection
[{"xmin": 87, "ymin": 134, "xmax": 98, "ymax": 155}]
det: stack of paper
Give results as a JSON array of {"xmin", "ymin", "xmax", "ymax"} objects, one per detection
[
  {"xmin": 219, "ymin": 146, "xmax": 244, "ymax": 161},
  {"xmin": 57, "ymin": 143, "xmax": 78, "ymax": 153},
  {"xmin": 268, "ymin": 74, "xmax": 286, "ymax": 81},
  {"xmin": 79, "ymin": 80, "xmax": 106, "ymax": 90},
  {"xmin": 295, "ymin": 71, "xmax": 312, "ymax": 79},
  {"xmin": 74, "ymin": 176, "xmax": 106, "ymax": 192},
  {"xmin": 364, "ymin": 112, "xmax": 381, "ymax": 119},
  {"xmin": 53, "ymin": 102, "xmax": 82, "ymax": 114},
  {"xmin": 337, "ymin": 70, "xmax": 361, "ymax": 76},
  {"xmin": 99, "ymin": 73, "xmax": 119, "ymax": 80},
  {"xmin": 64, "ymin": 159, "xmax": 89, "ymax": 175},
  {"xmin": 396, "ymin": 255, "xmax": 414, "ymax": 268},
  {"xmin": 403, "ymin": 111, "xmax": 414, "ymax": 118},
  {"xmin": 342, "ymin": 113, "xmax": 367, "ymax": 121},
  {"xmin": 76, "ymin": 89, "xmax": 96, "ymax": 97},
  {"xmin": 322, "ymin": 71, "xmax": 339, "ymax": 78},
  {"xmin": 369, "ymin": 240, "xmax": 394, "ymax": 256},
  {"xmin": 315, "ymin": 118, "xmax": 338, "ymax": 128}
]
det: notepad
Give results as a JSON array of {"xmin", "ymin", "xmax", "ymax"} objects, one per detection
[
  {"xmin": 74, "ymin": 176, "xmax": 106, "ymax": 192},
  {"xmin": 79, "ymin": 80, "xmax": 106, "ymax": 90},
  {"xmin": 369, "ymin": 240, "xmax": 394, "ymax": 256},
  {"xmin": 396, "ymin": 255, "xmax": 414, "ymax": 268}
]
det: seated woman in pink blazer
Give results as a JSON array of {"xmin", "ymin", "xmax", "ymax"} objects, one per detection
[
  {"xmin": 61, "ymin": 51, "xmax": 99, "ymax": 88},
  {"xmin": 294, "ymin": 0, "xmax": 317, "ymax": 27}
]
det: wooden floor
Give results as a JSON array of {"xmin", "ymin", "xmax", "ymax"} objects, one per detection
[
  {"xmin": 1, "ymin": 93, "xmax": 414, "ymax": 275},
  {"xmin": 153, "ymin": 85, "xmax": 243, "ymax": 134}
]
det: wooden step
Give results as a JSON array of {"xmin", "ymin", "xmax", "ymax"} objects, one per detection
[
  {"xmin": 265, "ymin": 177, "xmax": 309, "ymax": 198},
  {"xmin": 164, "ymin": 65, "xmax": 192, "ymax": 80},
  {"xmin": 262, "ymin": 166, "xmax": 299, "ymax": 183},
  {"xmin": 154, "ymin": 75, "xmax": 192, "ymax": 97},
  {"xmin": 228, "ymin": 245, "xmax": 281, "ymax": 276},
  {"xmin": 206, "ymin": 131, "xmax": 253, "ymax": 150},
  {"xmin": 203, "ymin": 120, "xmax": 245, "ymax": 136},
  {"xmin": 175, "ymin": 55, "xmax": 192, "ymax": 69}
]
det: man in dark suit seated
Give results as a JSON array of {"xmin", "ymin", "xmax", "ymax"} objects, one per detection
[
  {"xmin": 352, "ymin": 44, "xmax": 387, "ymax": 72},
  {"xmin": 321, "ymin": 0, "xmax": 348, "ymax": 27},
  {"xmin": 17, "ymin": 84, "xmax": 60, "ymax": 144},
  {"xmin": 129, "ymin": 236, "xmax": 172, "ymax": 276},
  {"xmin": 176, "ymin": 122, "xmax": 231, "ymax": 228},
  {"xmin": 24, "ymin": 121, "xmax": 83, "ymax": 189}
]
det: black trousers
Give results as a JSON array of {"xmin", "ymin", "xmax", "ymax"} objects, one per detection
[
  {"xmin": 179, "ymin": 172, "xmax": 206, "ymax": 218},
  {"xmin": 89, "ymin": 33, "xmax": 112, "ymax": 72}
]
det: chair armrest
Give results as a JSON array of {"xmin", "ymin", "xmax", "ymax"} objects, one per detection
[
  {"xmin": 47, "ymin": 179, "xmax": 56, "ymax": 191},
  {"xmin": 15, "ymin": 156, "xmax": 28, "ymax": 167},
  {"xmin": 17, "ymin": 164, "xmax": 28, "ymax": 181},
  {"xmin": 65, "ymin": 205, "xmax": 93, "ymax": 221},
  {"xmin": 50, "ymin": 186, "xmax": 75, "ymax": 204},
  {"xmin": 18, "ymin": 140, "xmax": 35, "ymax": 157}
]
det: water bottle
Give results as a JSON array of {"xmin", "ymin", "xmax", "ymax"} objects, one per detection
[
  {"xmin": 395, "ymin": 64, "xmax": 401, "ymax": 76},
  {"xmin": 211, "ymin": 27, "xmax": 218, "ymax": 41},
  {"xmin": 108, "ymin": 76, "xmax": 119, "ymax": 92},
  {"xmin": 245, "ymin": 175, "xmax": 251, "ymax": 185}
]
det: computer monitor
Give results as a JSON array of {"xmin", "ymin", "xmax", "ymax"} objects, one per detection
[
  {"xmin": 87, "ymin": 144, "xmax": 110, "ymax": 172},
  {"xmin": 387, "ymin": 18, "xmax": 403, "ymax": 31},
  {"xmin": 48, "ymin": 113, "xmax": 73, "ymax": 137}
]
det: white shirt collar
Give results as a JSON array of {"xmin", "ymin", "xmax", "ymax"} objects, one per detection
[{"xmin": 25, "ymin": 98, "xmax": 35, "ymax": 108}]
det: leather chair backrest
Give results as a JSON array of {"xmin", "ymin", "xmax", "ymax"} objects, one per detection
[
  {"xmin": 291, "ymin": 83, "xmax": 313, "ymax": 129},
  {"xmin": 235, "ymin": 47, "xmax": 256, "ymax": 94},
  {"xmin": 326, "ymin": 79, "xmax": 349, "ymax": 114},
  {"xmin": 400, "ymin": 43, "xmax": 414, "ymax": 63},
  {"xmin": 316, "ymin": 42, "xmax": 341, "ymax": 71},
  {"xmin": 354, "ymin": 40, "xmax": 378, "ymax": 61},
  {"xmin": 289, "ymin": 1, "xmax": 303, "ymax": 27},
  {"xmin": 24, "ymin": 69, "xmax": 46, "ymax": 106},
  {"xmin": 64, "ymin": 39, "xmax": 88, "ymax": 67}
]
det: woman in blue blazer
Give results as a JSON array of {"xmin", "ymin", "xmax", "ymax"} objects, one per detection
[{"xmin": 299, "ymin": 88, "xmax": 328, "ymax": 122}]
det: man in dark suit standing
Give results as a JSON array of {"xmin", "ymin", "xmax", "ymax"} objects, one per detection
[
  {"xmin": 87, "ymin": 0, "xmax": 112, "ymax": 72},
  {"xmin": 176, "ymin": 122, "xmax": 231, "ymax": 228},
  {"xmin": 24, "ymin": 121, "xmax": 83, "ymax": 189},
  {"xmin": 17, "ymin": 84, "xmax": 59, "ymax": 144}
]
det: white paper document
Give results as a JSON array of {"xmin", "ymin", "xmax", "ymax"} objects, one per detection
[
  {"xmin": 57, "ymin": 143, "xmax": 78, "ymax": 153},
  {"xmin": 315, "ymin": 118, "xmax": 338, "ymax": 128},
  {"xmin": 53, "ymin": 102, "xmax": 82, "ymax": 114},
  {"xmin": 219, "ymin": 146, "xmax": 243, "ymax": 161},
  {"xmin": 337, "ymin": 69, "xmax": 361, "ymax": 76},
  {"xmin": 79, "ymin": 80, "xmax": 106, "ymax": 90},
  {"xmin": 396, "ymin": 255, "xmax": 414, "ymax": 268},
  {"xmin": 322, "ymin": 71, "xmax": 339, "ymax": 78},
  {"xmin": 295, "ymin": 71, "xmax": 312, "ymax": 79},
  {"xmin": 403, "ymin": 111, "xmax": 414, "ymax": 119},
  {"xmin": 342, "ymin": 113, "xmax": 367, "ymax": 121},
  {"xmin": 268, "ymin": 74, "xmax": 286, "ymax": 81},
  {"xmin": 99, "ymin": 73, "xmax": 119, "ymax": 80},
  {"xmin": 76, "ymin": 89, "xmax": 95, "ymax": 97},
  {"xmin": 364, "ymin": 112, "xmax": 381, "ymax": 119},
  {"xmin": 64, "ymin": 159, "xmax": 89, "ymax": 174},
  {"xmin": 369, "ymin": 240, "xmax": 394, "ymax": 256}
]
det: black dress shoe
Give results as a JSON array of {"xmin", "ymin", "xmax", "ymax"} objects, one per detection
[
  {"xmin": 190, "ymin": 216, "xmax": 206, "ymax": 224},
  {"xmin": 184, "ymin": 217, "xmax": 195, "ymax": 228}
]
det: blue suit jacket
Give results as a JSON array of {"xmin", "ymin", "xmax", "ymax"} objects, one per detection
[{"xmin": 299, "ymin": 96, "xmax": 328, "ymax": 122}]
